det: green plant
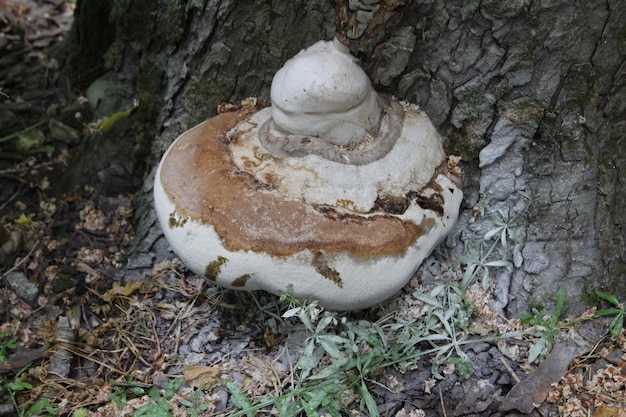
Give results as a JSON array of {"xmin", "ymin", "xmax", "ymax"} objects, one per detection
[
  {"xmin": 0, "ymin": 330, "xmax": 18, "ymax": 362},
  {"xmin": 133, "ymin": 379, "xmax": 183, "ymax": 417},
  {"xmin": 280, "ymin": 298, "xmax": 381, "ymax": 417},
  {"xmin": 484, "ymin": 207, "xmax": 525, "ymax": 248},
  {"xmin": 108, "ymin": 375, "xmax": 147, "ymax": 409},
  {"xmin": 224, "ymin": 380, "xmax": 254, "ymax": 417},
  {"xmin": 449, "ymin": 357, "xmax": 473, "ymax": 379},
  {"xmin": 517, "ymin": 288, "xmax": 626, "ymax": 364},
  {"xmin": 223, "ymin": 286, "xmax": 626, "ymax": 417},
  {"xmin": 221, "ymin": 294, "xmax": 404, "ymax": 417},
  {"xmin": 108, "ymin": 384, "xmax": 129, "ymax": 409},
  {"xmin": 593, "ymin": 290, "xmax": 625, "ymax": 338},
  {"xmin": 108, "ymin": 376, "xmax": 216, "ymax": 417},
  {"xmin": 223, "ymin": 283, "xmax": 505, "ymax": 417},
  {"xmin": 459, "ymin": 240, "xmax": 510, "ymax": 290},
  {"xmin": 519, "ymin": 287, "xmax": 566, "ymax": 363},
  {"xmin": 179, "ymin": 389, "xmax": 212, "ymax": 417},
  {"xmin": 411, "ymin": 282, "xmax": 474, "ymax": 378},
  {"xmin": 0, "ymin": 364, "xmax": 58, "ymax": 417}
]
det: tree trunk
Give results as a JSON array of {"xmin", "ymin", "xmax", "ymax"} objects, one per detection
[{"xmin": 59, "ymin": 0, "xmax": 626, "ymax": 316}]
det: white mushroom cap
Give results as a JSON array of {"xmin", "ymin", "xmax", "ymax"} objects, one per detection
[
  {"xmin": 270, "ymin": 39, "xmax": 381, "ymax": 145},
  {"xmin": 153, "ymin": 39, "xmax": 463, "ymax": 310},
  {"xmin": 154, "ymin": 106, "xmax": 463, "ymax": 310}
]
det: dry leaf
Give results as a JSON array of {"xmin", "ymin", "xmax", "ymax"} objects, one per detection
[
  {"xmin": 497, "ymin": 339, "xmax": 520, "ymax": 361},
  {"xmin": 153, "ymin": 302, "xmax": 177, "ymax": 320},
  {"xmin": 183, "ymin": 365, "xmax": 221, "ymax": 390},
  {"xmin": 242, "ymin": 355, "xmax": 277, "ymax": 380},
  {"xmin": 101, "ymin": 281, "xmax": 144, "ymax": 302},
  {"xmin": 263, "ymin": 327, "xmax": 286, "ymax": 349},
  {"xmin": 593, "ymin": 405, "xmax": 626, "ymax": 417}
]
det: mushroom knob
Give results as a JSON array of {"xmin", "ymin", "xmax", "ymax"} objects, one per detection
[{"xmin": 270, "ymin": 39, "xmax": 381, "ymax": 146}]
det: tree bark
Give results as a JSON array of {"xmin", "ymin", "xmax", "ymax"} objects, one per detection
[{"xmin": 60, "ymin": 0, "xmax": 626, "ymax": 315}]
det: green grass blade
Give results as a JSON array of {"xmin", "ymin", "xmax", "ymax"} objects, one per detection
[
  {"xmin": 224, "ymin": 380, "xmax": 254, "ymax": 417},
  {"xmin": 594, "ymin": 290, "xmax": 620, "ymax": 306},
  {"xmin": 357, "ymin": 380, "xmax": 379, "ymax": 417},
  {"xmin": 550, "ymin": 287, "xmax": 566, "ymax": 327}
]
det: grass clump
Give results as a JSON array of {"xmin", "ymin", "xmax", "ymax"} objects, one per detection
[
  {"xmin": 593, "ymin": 290, "xmax": 625, "ymax": 338},
  {"xmin": 520, "ymin": 287, "xmax": 567, "ymax": 363},
  {"xmin": 224, "ymin": 280, "xmax": 511, "ymax": 417}
]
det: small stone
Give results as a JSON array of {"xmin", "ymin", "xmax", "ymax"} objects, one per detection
[
  {"xmin": 126, "ymin": 252, "xmax": 155, "ymax": 269},
  {"xmin": 5, "ymin": 271, "xmax": 39, "ymax": 305}
]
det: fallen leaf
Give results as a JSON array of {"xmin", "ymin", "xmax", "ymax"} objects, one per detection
[
  {"xmin": 264, "ymin": 327, "xmax": 286, "ymax": 349},
  {"xmin": 101, "ymin": 281, "xmax": 144, "ymax": 302},
  {"xmin": 593, "ymin": 405, "xmax": 626, "ymax": 417},
  {"xmin": 183, "ymin": 365, "xmax": 221, "ymax": 390},
  {"xmin": 153, "ymin": 302, "xmax": 177, "ymax": 320},
  {"xmin": 497, "ymin": 339, "xmax": 521, "ymax": 361},
  {"xmin": 241, "ymin": 354, "xmax": 285, "ymax": 389},
  {"xmin": 15, "ymin": 213, "xmax": 31, "ymax": 225}
]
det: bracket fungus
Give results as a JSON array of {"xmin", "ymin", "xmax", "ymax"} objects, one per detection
[{"xmin": 154, "ymin": 39, "xmax": 463, "ymax": 310}]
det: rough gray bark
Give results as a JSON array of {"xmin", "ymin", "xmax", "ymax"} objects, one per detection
[
  {"xmin": 405, "ymin": 0, "xmax": 626, "ymax": 316},
  {"xmin": 61, "ymin": 0, "xmax": 626, "ymax": 316}
]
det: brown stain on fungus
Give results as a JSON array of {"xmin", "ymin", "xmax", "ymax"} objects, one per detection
[
  {"xmin": 413, "ymin": 195, "xmax": 444, "ymax": 216},
  {"xmin": 335, "ymin": 199, "xmax": 358, "ymax": 211},
  {"xmin": 372, "ymin": 194, "xmax": 411, "ymax": 215},
  {"xmin": 312, "ymin": 252, "xmax": 343, "ymax": 288},
  {"xmin": 420, "ymin": 217, "xmax": 436, "ymax": 231},
  {"xmin": 168, "ymin": 211, "xmax": 188, "ymax": 228},
  {"xmin": 205, "ymin": 256, "xmax": 228, "ymax": 281},
  {"xmin": 232, "ymin": 274, "xmax": 252, "ymax": 287},
  {"xmin": 160, "ymin": 109, "xmax": 438, "ymax": 259}
]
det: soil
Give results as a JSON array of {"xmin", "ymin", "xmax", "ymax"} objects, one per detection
[{"xmin": 1, "ymin": 2, "xmax": 624, "ymax": 417}]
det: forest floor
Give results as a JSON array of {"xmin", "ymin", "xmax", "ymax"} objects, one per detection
[{"xmin": 1, "ymin": 1, "xmax": 625, "ymax": 417}]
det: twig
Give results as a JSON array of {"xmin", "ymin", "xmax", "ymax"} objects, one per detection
[
  {"xmin": 111, "ymin": 381, "xmax": 153, "ymax": 389},
  {"xmin": 284, "ymin": 342, "xmax": 296, "ymax": 392},
  {"xmin": 439, "ymin": 384, "xmax": 448, "ymax": 417},
  {"xmin": 62, "ymin": 344, "xmax": 126, "ymax": 376},
  {"xmin": 0, "ymin": 190, "xmax": 20, "ymax": 211},
  {"xmin": 499, "ymin": 356, "xmax": 521, "ymax": 383},
  {"xmin": 1, "ymin": 239, "xmax": 41, "ymax": 278},
  {"xmin": 0, "ymin": 160, "xmax": 66, "ymax": 176},
  {"xmin": 0, "ymin": 119, "xmax": 46, "ymax": 143}
]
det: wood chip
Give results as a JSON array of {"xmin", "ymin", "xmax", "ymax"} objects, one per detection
[{"xmin": 501, "ymin": 343, "xmax": 576, "ymax": 413}]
